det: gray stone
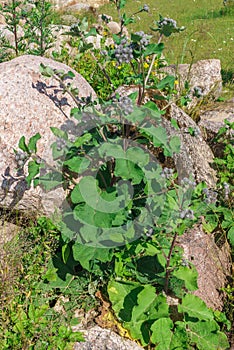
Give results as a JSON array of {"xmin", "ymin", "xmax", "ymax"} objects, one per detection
[
  {"xmin": 48, "ymin": 24, "xmax": 72, "ymax": 55},
  {"xmin": 178, "ymin": 224, "xmax": 231, "ymax": 310},
  {"xmin": 62, "ymin": 3, "xmax": 91, "ymax": 12},
  {"xmin": 164, "ymin": 103, "xmax": 217, "ymax": 187},
  {"xmin": 60, "ymin": 15, "xmax": 79, "ymax": 25},
  {"xmin": 198, "ymin": 98, "xmax": 234, "ymax": 137},
  {"xmin": 0, "ymin": 55, "xmax": 96, "ymax": 215},
  {"xmin": 51, "ymin": 0, "xmax": 108, "ymax": 11},
  {"xmin": 0, "ymin": 13, "xmax": 5, "ymax": 25},
  {"xmin": 107, "ymin": 21, "xmax": 121, "ymax": 35},
  {"xmin": 73, "ymin": 326, "xmax": 143, "ymax": 350},
  {"xmin": 86, "ymin": 34, "xmax": 102, "ymax": 50},
  {"xmin": 161, "ymin": 59, "xmax": 222, "ymax": 108}
]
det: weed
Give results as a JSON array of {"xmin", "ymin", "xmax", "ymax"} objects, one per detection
[
  {"xmin": 0, "ymin": 217, "xmax": 84, "ymax": 349},
  {"xmin": 0, "ymin": 0, "xmax": 55, "ymax": 59}
]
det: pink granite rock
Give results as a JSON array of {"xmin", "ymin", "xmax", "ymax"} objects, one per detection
[
  {"xmin": 161, "ymin": 59, "xmax": 222, "ymax": 108},
  {"xmin": 0, "ymin": 55, "xmax": 96, "ymax": 215}
]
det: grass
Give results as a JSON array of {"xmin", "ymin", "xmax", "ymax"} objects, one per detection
[
  {"xmin": 95, "ymin": 0, "xmax": 234, "ymax": 86},
  {"xmin": 0, "ymin": 217, "xmax": 86, "ymax": 349},
  {"xmin": 49, "ymin": 0, "xmax": 234, "ymax": 96},
  {"xmin": 56, "ymin": 0, "xmax": 233, "ymax": 99}
]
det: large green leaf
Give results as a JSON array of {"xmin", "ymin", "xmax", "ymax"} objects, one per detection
[
  {"xmin": 202, "ymin": 213, "xmax": 218, "ymax": 233},
  {"xmin": 79, "ymin": 225, "xmax": 111, "ymax": 245},
  {"xmin": 178, "ymin": 295, "xmax": 213, "ymax": 320},
  {"xmin": 108, "ymin": 279, "xmax": 143, "ymax": 318},
  {"xmin": 72, "ymin": 242, "xmax": 112, "ymax": 270},
  {"xmin": 126, "ymin": 147, "xmax": 149, "ymax": 167},
  {"xmin": 172, "ymin": 266, "xmax": 198, "ymax": 291},
  {"xmin": 133, "ymin": 287, "xmax": 169, "ymax": 321},
  {"xmin": 125, "ymin": 288, "xmax": 169, "ymax": 345},
  {"xmin": 141, "ymin": 125, "xmax": 171, "ymax": 156},
  {"xmin": 142, "ymin": 125, "xmax": 167, "ymax": 147},
  {"xmin": 135, "ymin": 241, "xmax": 160, "ymax": 256},
  {"xmin": 169, "ymin": 135, "xmax": 181, "ymax": 154},
  {"xmin": 38, "ymin": 171, "xmax": 63, "ymax": 191},
  {"xmin": 143, "ymin": 43, "xmax": 164, "ymax": 56},
  {"xmin": 114, "ymin": 159, "xmax": 144, "ymax": 184},
  {"xmin": 40, "ymin": 254, "xmax": 78, "ymax": 290},
  {"xmin": 166, "ymin": 191, "xmax": 180, "ymax": 212},
  {"xmin": 187, "ymin": 320, "xmax": 229, "ymax": 350},
  {"xmin": 169, "ymin": 321, "xmax": 188, "ymax": 349},
  {"xmin": 108, "ymin": 281, "xmax": 151, "ymax": 344},
  {"xmin": 71, "ymin": 184, "xmax": 84, "ymax": 204},
  {"xmin": 136, "ymin": 255, "xmax": 166, "ymax": 280},
  {"xmin": 98, "ymin": 142, "xmax": 125, "ymax": 159},
  {"xmin": 63, "ymin": 156, "xmax": 90, "ymax": 173},
  {"xmin": 74, "ymin": 203, "xmax": 114, "ymax": 228},
  {"xmin": 73, "ymin": 133, "xmax": 92, "ymax": 147},
  {"xmin": 74, "ymin": 176, "xmax": 100, "ymax": 207},
  {"xmin": 77, "ymin": 176, "xmax": 129, "ymax": 213},
  {"xmin": 78, "ymin": 223, "xmax": 131, "ymax": 247},
  {"xmin": 151, "ymin": 318, "xmax": 173, "ymax": 349}
]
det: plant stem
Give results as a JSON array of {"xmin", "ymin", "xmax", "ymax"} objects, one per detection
[
  {"xmin": 12, "ymin": 0, "xmax": 18, "ymax": 56},
  {"xmin": 39, "ymin": 0, "xmax": 45, "ymax": 56},
  {"xmin": 143, "ymin": 34, "xmax": 163, "ymax": 90},
  {"xmin": 164, "ymin": 232, "xmax": 178, "ymax": 294},
  {"xmin": 52, "ymin": 74, "xmax": 82, "ymax": 109}
]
